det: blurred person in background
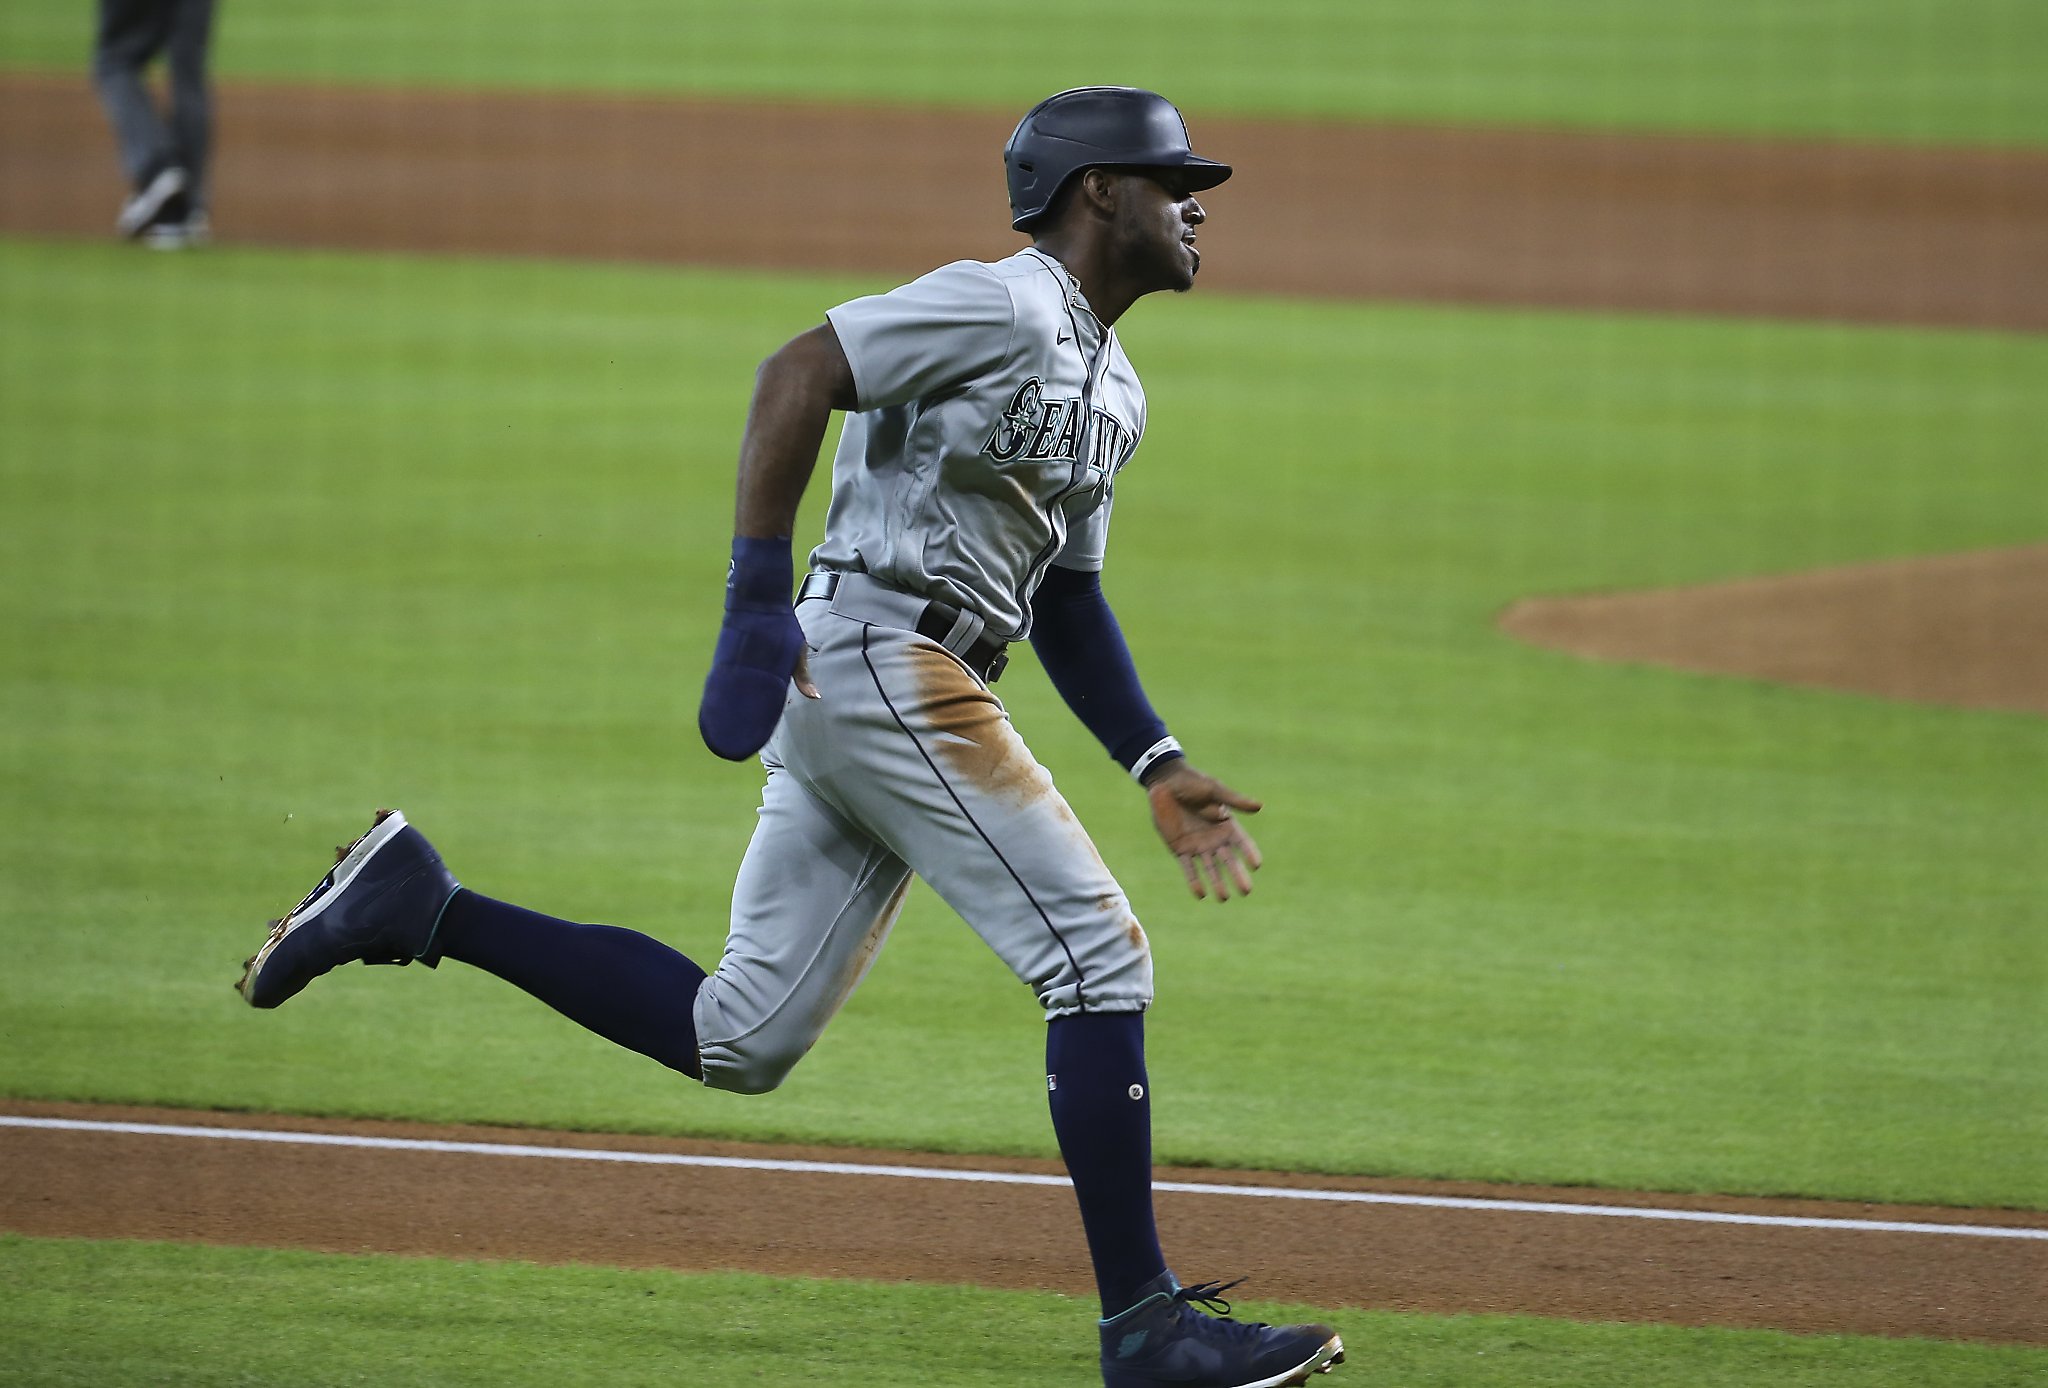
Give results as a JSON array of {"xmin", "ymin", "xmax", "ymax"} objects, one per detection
[{"xmin": 93, "ymin": 0, "xmax": 217, "ymax": 248}]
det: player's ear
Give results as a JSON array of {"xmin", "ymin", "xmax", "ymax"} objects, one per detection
[{"xmin": 1076, "ymin": 167, "xmax": 1120, "ymax": 219}]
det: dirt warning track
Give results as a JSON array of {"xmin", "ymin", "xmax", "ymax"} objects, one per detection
[{"xmin": 4, "ymin": 1102, "xmax": 2045, "ymax": 1346}]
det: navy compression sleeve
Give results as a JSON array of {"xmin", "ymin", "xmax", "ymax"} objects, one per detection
[{"xmin": 1029, "ymin": 564, "xmax": 1183, "ymax": 780}]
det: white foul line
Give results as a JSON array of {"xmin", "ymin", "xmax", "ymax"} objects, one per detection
[{"xmin": 4, "ymin": 1115, "xmax": 2043, "ymax": 1243}]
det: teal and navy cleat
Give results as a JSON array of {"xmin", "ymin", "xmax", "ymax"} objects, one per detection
[
  {"xmin": 1100, "ymin": 1273, "xmax": 1342, "ymax": 1388},
  {"xmin": 237, "ymin": 809, "xmax": 459, "ymax": 1008}
]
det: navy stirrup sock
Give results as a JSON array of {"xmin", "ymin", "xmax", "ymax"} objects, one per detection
[
  {"xmin": 1046, "ymin": 1011, "xmax": 1169, "ymax": 1317},
  {"xmin": 435, "ymin": 890, "xmax": 707, "ymax": 1080}
]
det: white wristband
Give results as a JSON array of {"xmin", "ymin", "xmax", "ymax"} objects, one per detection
[{"xmin": 1129, "ymin": 736, "xmax": 1184, "ymax": 785}]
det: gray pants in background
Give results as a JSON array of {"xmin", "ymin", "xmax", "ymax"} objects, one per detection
[{"xmin": 93, "ymin": 0, "xmax": 217, "ymax": 208}]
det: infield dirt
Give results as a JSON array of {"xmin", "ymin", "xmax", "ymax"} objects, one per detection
[
  {"xmin": 5, "ymin": 1101, "xmax": 2046, "ymax": 1346},
  {"xmin": 3, "ymin": 74, "xmax": 2046, "ymax": 332}
]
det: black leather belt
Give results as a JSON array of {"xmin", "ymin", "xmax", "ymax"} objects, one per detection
[
  {"xmin": 797, "ymin": 572, "xmax": 1009, "ymax": 682},
  {"xmin": 916, "ymin": 606, "xmax": 1010, "ymax": 682}
]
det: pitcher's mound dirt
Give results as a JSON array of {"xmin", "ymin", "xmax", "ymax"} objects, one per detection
[{"xmin": 1501, "ymin": 545, "xmax": 2048, "ymax": 716}]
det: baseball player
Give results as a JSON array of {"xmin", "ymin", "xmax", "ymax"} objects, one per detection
[{"xmin": 239, "ymin": 88, "xmax": 1343, "ymax": 1388}]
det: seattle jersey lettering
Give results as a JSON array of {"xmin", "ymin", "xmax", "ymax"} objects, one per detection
[{"xmin": 983, "ymin": 376, "xmax": 1137, "ymax": 471}]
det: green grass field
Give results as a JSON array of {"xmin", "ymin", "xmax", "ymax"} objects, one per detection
[
  {"xmin": 4, "ymin": 0, "xmax": 2045, "ymax": 145},
  {"xmin": 5, "ymin": 1, "xmax": 2045, "ymax": 1377},
  {"xmin": 4, "ymin": 238, "xmax": 2042, "ymax": 1210},
  {"xmin": 4, "ymin": 1237, "xmax": 2042, "ymax": 1388}
]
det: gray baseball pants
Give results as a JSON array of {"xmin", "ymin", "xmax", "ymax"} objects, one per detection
[
  {"xmin": 93, "ymin": 0, "xmax": 217, "ymax": 205},
  {"xmin": 693, "ymin": 574, "xmax": 1153, "ymax": 1094}
]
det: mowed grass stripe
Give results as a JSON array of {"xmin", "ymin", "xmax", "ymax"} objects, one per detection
[
  {"xmin": 2, "ymin": 1236, "xmax": 2043, "ymax": 1388},
  {"xmin": 2, "ymin": 0, "xmax": 2044, "ymax": 145},
  {"xmin": 2, "ymin": 239, "xmax": 2043, "ymax": 1208}
]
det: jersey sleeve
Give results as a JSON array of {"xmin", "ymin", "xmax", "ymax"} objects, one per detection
[
  {"xmin": 825, "ymin": 261, "xmax": 1017, "ymax": 411},
  {"xmin": 1053, "ymin": 375, "xmax": 1141, "ymax": 574},
  {"xmin": 1052, "ymin": 493, "xmax": 1112, "ymax": 572}
]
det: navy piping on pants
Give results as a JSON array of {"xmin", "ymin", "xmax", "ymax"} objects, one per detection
[{"xmin": 857, "ymin": 622, "xmax": 1091, "ymax": 1012}]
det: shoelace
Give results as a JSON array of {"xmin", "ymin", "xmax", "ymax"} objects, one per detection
[{"xmin": 1171, "ymin": 1278, "xmax": 1273, "ymax": 1347}]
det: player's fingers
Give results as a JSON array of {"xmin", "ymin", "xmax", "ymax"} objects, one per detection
[
  {"xmin": 1233, "ymin": 826, "xmax": 1264, "ymax": 872},
  {"xmin": 1224, "ymin": 844, "xmax": 1256, "ymax": 897},
  {"xmin": 1208, "ymin": 852, "xmax": 1234, "ymax": 901},
  {"xmin": 1215, "ymin": 784, "xmax": 1263, "ymax": 814},
  {"xmin": 794, "ymin": 651, "xmax": 821, "ymax": 700},
  {"xmin": 1178, "ymin": 853, "xmax": 1207, "ymax": 900}
]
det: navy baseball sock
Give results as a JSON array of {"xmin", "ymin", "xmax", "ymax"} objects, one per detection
[
  {"xmin": 435, "ymin": 890, "xmax": 706, "ymax": 1079},
  {"xmin": 1046, "ymin": 1011, "xmax": 1169, "ymax": 1317}
]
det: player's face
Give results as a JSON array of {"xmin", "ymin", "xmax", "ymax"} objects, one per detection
[{"xmin": 1115, "ymin": 170, "xmax": 1208, "ymax": 293}]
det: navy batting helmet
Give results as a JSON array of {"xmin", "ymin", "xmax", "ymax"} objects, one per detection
[{"xmin": 1004, "ymin": 87, "xmax": 1232, "ymax": 232}]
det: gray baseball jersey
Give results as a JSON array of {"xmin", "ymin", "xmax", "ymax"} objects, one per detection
[
  {"xmin": 693, "ymin": 249, "xmax": 1156, "ymax": 1094},
  {"xmin": 814, "ymin": 247, "xmax": 1147, "ymax": 640}
]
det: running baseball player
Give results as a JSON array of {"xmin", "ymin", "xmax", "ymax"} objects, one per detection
[{"xmin": 239, "ymin": 87, "xmax": 1343, "ymax": 1388}]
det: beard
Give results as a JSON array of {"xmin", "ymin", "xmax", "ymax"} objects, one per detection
[{"xmin": 1145, "ymin": 233, "xmax": 1197, "ymax": 292}]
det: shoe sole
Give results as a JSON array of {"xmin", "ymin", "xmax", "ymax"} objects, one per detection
[
  {"xmin": 143, "ymin": 225, "xmax": 199, "ymax": 250},
  {"xmin": 1251, "ymin": 1336, "xmax": 1344, "ymax": 1388},
  {"xmin": 236, "ymin": 809, "xmax": 408, "ymax": 1005},
  {"xmin": 1111, "ymin": 1336, "xmax": 1344, "ymax": 1388}
]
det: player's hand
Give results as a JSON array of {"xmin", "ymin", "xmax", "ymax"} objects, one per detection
[{"xmin": 1144, "ymin": 762, "xmax": 1263, "ymax": 901}]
